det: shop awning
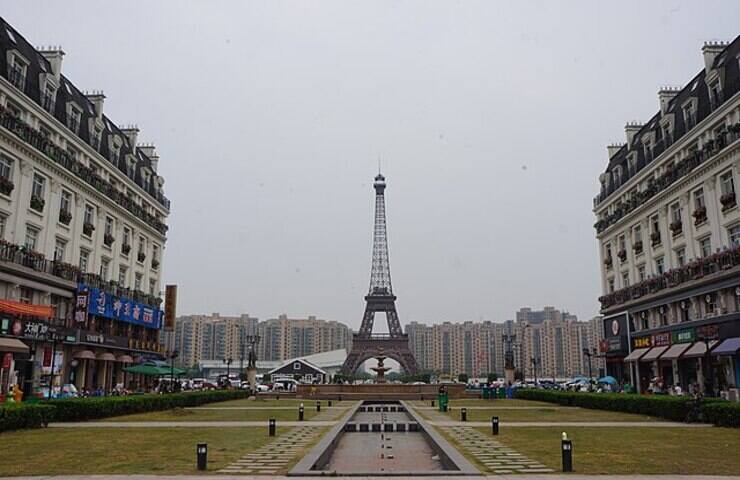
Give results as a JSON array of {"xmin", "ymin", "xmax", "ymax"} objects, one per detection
[
  {"xmin": 682, "ymin": 340, "xmax": 719, "ymax": 358},
  {"xmin": 641, "ymin": 345, "xmax": 669, "ymax": 362},
  {"xmin": 660, "ymin": 343, "xmax": 692, "ymax": 360},
  {"xmin": 624, "ymin": 347, "xmax": 650, "ymax": 362},
  {"xmin": 97, "ymin": 352, "xmax": 116, "ymax": 362},
  {"xmin": 0, "ymin": 337, "xmax": 29, "ymax": 354},
  {"xmin": 73, "ymin": 350, "xmax": 96, "ymax": 360},
  {"xmin": 0, "ymin": 299, "xmax": 53, "ymax": 318},
  {"xmin": 122, "ymin": 364, "xmax": 186, "ymax": 376},
  {"xmin": 116, "ymin": 355, "xmax": 134, "ymax": 363},
  {"xmin": 712, "ymin": 337, "xmax": 740, "ymax": 356}
]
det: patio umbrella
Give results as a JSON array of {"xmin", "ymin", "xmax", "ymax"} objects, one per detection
[{"xmin": 597, "ymin": 376, "xmax": 617, "ymax": 385}]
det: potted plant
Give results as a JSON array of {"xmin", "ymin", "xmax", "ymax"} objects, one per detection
[
  {"xmin": 30, "ymin": 195, "xmax": 45, "ymax": 212},
  {"xmin": 604, "ymin": 256, "xmax": 613, "ymax": 268},
  {"xmin": 83, "ymin": 222, "xmax": 95, "ymax": 236},
  {"xmin": 151, "ymin": 259, "xmax": 160, "ymax": 270},
  {"xmin": 650, "ymin": 231, "xmax": 661, "ymax": 246},
  {"xmin": 103, "ymin": 233, "xmax": 115, "ymax": 247},
  {"xmin": 121, "ymin": 243, "xmax": 131, "ymax": 255},
  {"xmin": 720, "ymin": 192, "xmax": 736, "ymax": 211},
  {"xmin": 670, "ymin": 219, "xmax": 682, "ymax": 235},
  {"xmin": 617, "ymin": 249, "xmax": 627, "ymax": 262},
  {"xmin": 137, "ymin": 251, "xmax": 146, "ymax": 263},
  {"xmin": 58, "ymin": 209, "xmax": 72, "ymax": 225},
  {"xmin": 632, "ymin": 240, "xmax": 643, "ymax": 254},
  {"xmin": 0, "ymin": 177, "xmax": 14, "ymax": 195}
]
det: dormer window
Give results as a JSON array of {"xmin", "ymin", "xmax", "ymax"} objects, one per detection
[
  {"xmin": 142, "ymin": 173, "xmax": 151, "ymax": 192},
  {"xmin": 7, "ymin": 54, "xmax": 27, "ymax": 91},
  {"xmin": 709, "ymin": 81, "xmax": 723, "ymax": 109},
  {"xmin": 643, "ymin": 142, "xmax": 652, "ymax": 162},
  {"xmin": 126, "ymin": 158, "xmax": 136, "ymax": 178},
  {"xmin": 683, "ymin": 103, "xmax": 696, "ymax": 130},
  {"xmin": 67, "ymin": 106, "xmax": 82, "ymax": 135},
  {"xmin": 662, "ymin": 124, "xmax": 673, "ymax": 146},
  {"xmin": 109, "ymin": 140, "xmax": 121, "ymax": 166},
  {"xmin": 91, "ymin": 127, "xmax": 102, "ymax": 151},
  {"xmin": 41, "ymin": 83, "xmax": 56, "ymax": 113}
]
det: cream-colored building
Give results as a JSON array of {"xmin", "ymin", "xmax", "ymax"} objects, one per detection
[
  {"xmin": 168, "ymin": 313, "xmax": 258, "ymax": 368},
  {"xmin": 258, "ymin": 314, "xmax": 352, "ymax": 361},
  {"xmin": 594, "ymin": 38, "xmax": 740, "ymax": 393}
]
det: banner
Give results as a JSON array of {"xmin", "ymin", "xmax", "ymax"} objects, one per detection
[
  {"xmin": 164, "ymin": 285, "xmax": 177, "ymax": 330},
  {"xmin": 79, "ymin": 284, "xmax": 163, "ymax": 329}
]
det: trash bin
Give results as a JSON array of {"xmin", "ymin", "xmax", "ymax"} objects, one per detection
[{"xmin": 482, "ymin": 387, "xmax": 490, "ymax": 399}]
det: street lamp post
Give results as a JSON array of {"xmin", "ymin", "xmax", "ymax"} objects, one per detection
[
  {"xmin": 583, "ymin": 348, "xmax": 594, "ymax": 382},
  {"xmin": 245, "ymin": 334, "xmax": 261, "ymax": 393},
  {"xmin": 169, "ymin": 349, "xmax": 179, "ymax": 393},
  {"xmin": 531, "ymin": 357, "xmax": 539, "ymax": 386}
]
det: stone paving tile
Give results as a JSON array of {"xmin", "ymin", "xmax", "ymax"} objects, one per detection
[
  {"xmin": 217, "ymin": 425, "xmax": 322, "ymax": 475},
  {"xmin": 443, "ymin": 425, "xmax": 554, "ymax": 475}
]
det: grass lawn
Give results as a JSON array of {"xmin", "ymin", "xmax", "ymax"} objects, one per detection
[
  {"xmin": 411, "ymin": 398, "xmax": 555, "ymax": 408},
  {"xmin": 0, "ymin": 427, "xmax": 277, "ymax": 475},
  {"xmin": 103, "ymin": 406, "xmax": 320, "ymax": 422},
  {"xmin": 211, "ymin": 398, "xmax": 354, "ymax": 408},
  {"xmin": 474, "ymin": 426, "xmax": 740, "ymax": 475},
  {"xmin": 443, "ymin": 406, "xmax": 662, "ymax": 423}
]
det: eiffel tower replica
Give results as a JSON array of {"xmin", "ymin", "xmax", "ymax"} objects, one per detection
[{"xmin": 341, "ymin": 172, "xmax": 419, "ymax": 375}]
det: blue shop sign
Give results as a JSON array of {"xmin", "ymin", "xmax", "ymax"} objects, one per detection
[{"xmin": 78, "ymin": 284, "xmax": 163, "ymax": 329}]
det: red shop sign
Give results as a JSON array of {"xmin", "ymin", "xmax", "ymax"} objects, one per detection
[
  {"xmin": 2, "ymin": 352, "xmax": 11, "ymax": 369},
  {"xmin": 42, "ymin": 347, "xmax": 52, "ymax": 367},
  {"xmin": 651, "ymin": 332, "xmax": 671, "ymax": 346}
]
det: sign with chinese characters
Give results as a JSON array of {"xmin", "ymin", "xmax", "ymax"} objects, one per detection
[
  {"xmin": 651, "ymin": 332, "xmax": 671, "ymax": 347},
  {"xmin": 672, "ymin": 328, "xmax": 695, "ymax": 344},
  {"xmin": 633, "ymin": 336, "xmax": 652, "ymax": 348},
  {"xmin": 164, "ymin": 285, "xmax": 177, "ymax": 331},
  {"xmin": 696, "ymin": 324, "xmax": 720, "ymax": 341},
  {"xmin": 76, "ymin": 329, "xmax": 129, "ymax": 349},
  {"xmin": 74, "ymin": 291, "xmax": 89, "ymax": 323},
  {"xmin": 79, "ymin": 284, "xmax": 163, "ymax": 329}
]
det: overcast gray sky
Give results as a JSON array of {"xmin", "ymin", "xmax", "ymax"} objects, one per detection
[{"xmin": 3, "ymin": 1, "xmax": 739, "ymax": 328}]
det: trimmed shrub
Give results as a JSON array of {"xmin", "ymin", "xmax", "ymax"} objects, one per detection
[
  {"xmin": 701, "ymin": 401, "xmax": 740, "ymax": 427},
  {"xmin": 0, "ymin": 404, "xmax": 56, "ymax": 432},
  {"xmin": 45, "ymin": 389, "xmax": 248, "ymax": 422}
]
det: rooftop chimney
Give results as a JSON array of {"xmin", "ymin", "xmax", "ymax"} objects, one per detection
[
  {"xmin": 38, "ymin": 46, "xmax": 64, "ymax": 79},
  {"xmin": 624, "ymin": 122, "xmax": 643, "ymax": 146},
  {"xmin": 85, "ymin": 90, "xmax": 105, "ymax": 119},
  {"xmin": 119, "ymin": 125, "xmax": 139, "ymax": 154},
  {"xmin": 607, "ymin": 143, "xmax": 625, "ymax": 159},
  {"xmin": 658, "ymin": 86, "xmax": 681, "ymax": 115},
  {"xmin": 702, "ymin": 41, "xmax": 729, "ymax": 74},
  {"xmin": 137, "ymin": 143, "xmax": 159, "ymax": 171}
]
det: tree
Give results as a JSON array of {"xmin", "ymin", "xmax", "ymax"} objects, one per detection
[
  {"xmin": 457, "ymin": 373, "xmax": 469, "ymax": 383},
  {"xmin": 487, "ymin": 372, "xmax": 498, "ymax": 383}
]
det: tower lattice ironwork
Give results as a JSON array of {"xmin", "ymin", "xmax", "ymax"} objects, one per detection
[{"xmin": 341, "ymin": 172, "xmax": 419, "ymax": 375}]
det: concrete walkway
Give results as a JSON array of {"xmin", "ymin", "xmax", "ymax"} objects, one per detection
[
  {"xmin": 48, "ymin": 420, "xmax": 339, "ymax": 428},
  {"xmin": 414, "ymin": 406, "xmax": 578, "ymax": 410},
  {"xmin": 185, "ymin": 406, "xmax": 346, "ymax": 410},
  {"xmin": 8, "ymin": 475, "xmax": 740, "ymax": 479},
  {"xmin": 430, "ymin": 420, "xmax": 713, "ymax": 428}
]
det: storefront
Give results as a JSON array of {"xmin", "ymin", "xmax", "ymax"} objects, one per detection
[
  {"xmin": 711, "ymin": 337, "xmax": 740, "ymax": 394},
  {"xmin": 601, "ymin": 313, "xmax": 630, "ymax": 383}
]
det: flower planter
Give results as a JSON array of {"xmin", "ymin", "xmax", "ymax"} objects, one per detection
[
  {"xmin": 151, "ymin": 259, "xmax": 160, "ymax": 270},
  {"xmin": 692, "ymin": 206, "xmax": 707, "ymax": 226},
  {"xmin": 137, "ymin": 252, "xmax": 146, "ymax": 263},
  {"xmin": 83, "ymin": 222, "xmax": 95, "ymax": 236},
  {"xmin": 103, "ymin": 233, "xmax": 115, "ymax": 247},
  {"xmin": 650, "ymin": 231, "xmax": 661, "ymax": 247},
  {"xmin": 721, "ymin": 192, "xmax": 736, "ymax": 212},
  {"xmin": 669, "ymin": 220, "xmax": 682, "ymax": 236},
  {"xmin": 29, "ymin": 195, "xmax": 45, "ymax": 212},
  {"xmin": 617, "ymin": 249, "xmax": 627, "ymax": 262},
  {"xmin": 121, "ymin": 244, "xmax": 131, "ymax": 255},
  {"xmin": 604, "ymin": 257, "xmax": 613, "ymax": 269},
  {"xmin": 58, "ymin": 210, "xmax": 72, "ymax": 225},
  {"xmin": 632, "ymin": 241, "xmax": 643, "ymax": 254},
  {"xmin": 0, "ymin": 177, "xmax": 14, "ymax": 195}
]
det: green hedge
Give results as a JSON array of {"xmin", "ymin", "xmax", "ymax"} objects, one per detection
[
  {"xmin": 0, "ymin": 390, "xmax": 247, "ymax": 432},
  {"xmin": 514, "ymin": 389, "xmax": 738, "ymax": 426},
  {"xmin": 0, "ymin": 404, "xmax": 56, "ymax": 432},
  {"xmin": 701, "ymin": 401, "xmax": 740, "ymax": 427}
]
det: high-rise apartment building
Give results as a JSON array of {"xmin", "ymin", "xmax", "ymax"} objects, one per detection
[
  {"xmin": 169, "ymin": 313, "xmax": 257, "ymax": 367},
  {"xmin": 257, "ymin": 314, "xmax": 351, "ymax": 361},
  {"xmin": 406, "ymin": 307, "xmax": 604, "ymax": 380}
]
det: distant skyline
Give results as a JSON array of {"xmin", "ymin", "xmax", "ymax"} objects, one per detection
[{"xmin": 4, "ymin": 1, "xmax": 739, "ymax": 329}]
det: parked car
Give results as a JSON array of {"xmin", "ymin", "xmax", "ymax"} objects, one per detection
[{"xmin": 34, "ymin": 384, "xmax": 79, "ymax": 399}]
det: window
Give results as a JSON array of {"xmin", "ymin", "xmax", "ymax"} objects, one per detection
[
  {"xmin": 640, "ymin": 315, "xmax": 649, "ymax": 330},
  {"xmin": 8, "ymin": 55, "xmax": 26, "ymax": 90},
  {"xmin": 683, "ymin": 103, "xmax": 696, "ymax": 130},
  {"xmin": 676, "ymin": 247, "xmax": 686, "ymax": 267},
  {"xmin": 149, "ymin": 278, "xmax": 156, "ymax": 295},
  {"xmin": 100, "ymin": 258, "xmax": 110, "ymax": 281},
  {"xmin": 134, "ymin": 273, "xmax": 143, "ymax": 291},
  {"xmin": 622, "ymin": 272, "xmax": 629, "ymax": 287},
  {"xmin": 0, "ymin": 154, "xmax": 13, "ymax": 180},
  {"xmin": 663, "ymin": 125, "xmax": 673, "ymax": 146},
  {"xmin": 608, "ymin": 278, "xmax": 615, "ymax": 293},
  {"xmin": 643, "ymin": 143, "xmax": 652, "ymax": 162},
  {"xmin": 638, "ymin": 265, "xmax": 646, "ymax": 282},
  {"xmin": 24, "ymin": 225, "xmax": 39, "ymax": 250},
  {"xmin": 293, "ymin": 362, "xmax": 301, "ymax": 370},
  {"xmin": 54, "ymin": 238, "xmax": 66, "ymax": 261},
  {"xmin": 694, "ymin": 188, "xmax": 705, "ymax": 209},
  {"xmin": 729, "ymin": 225, "xmax": 740, "ymax": 246},
  {"xmin": 699, "ymin": 237, "xmax": 712, "ymax": 258},
  {"xmin": 720, "ymin": 171, "xmax": 735, "ymax": 196},
  {"xmin": 126, "ymin": 160, "xmax": 136, "ymax": 178},
  {"xmin": 91, "ymin": 127, "xmax": 102, "ymax": 150},
  {"xmin": 84, "ymin": 204, "xmax": 95, "ymax": 225},
  {"xmin": 41, "ymin": 83, "xmax": 56, "ymax": 113},
  {"xmin": 670, "ymin": 202, "xmax": 681, "ymax": 222},
  {"xmin": 0, "ymin": 215, "xmax": 6, "ymax": 240},
  {"xmin": 110, "ymin": 143, "xmax": 120, "ymax": 165},
  {"xmin": 118, "ymin": 266, "xmax": 128, "ymax": 287},
  {"xmin": 79, "ymin": 249, "xmax": 90, "ymax": 272},
  {"xmin": 655, "ymin": 257, "xmax": 665, "ymax": 275},
  {"xmin": 123, "ymin": 227, "xmax": 131, "ymax": 247},
  {"xmin": 618, "ymin": 235, "xmax": 626, "ymax": 252},
  {"xmin": 67, "ymin": 106, "xmax": 81, "ymax": 134},
  {"xmin": 659, "ymin": 307, "xmax": 668, "ymax": 326},
  {"xmin": 705, "ymin": 293, "xmax": 717, "ymax": 314},
  {"xmin": 31, "ymin": 173, "xmax": 45, "ymax": 199},
  {"xmin": 633, "ymin": 225, "xmax": 642, "ymax": 250},
  {"xmin": 152, "ymin": 244, "xmax": 159, "ymax": 262},
  {"xmin": 104, "ymin": 216, "xmax": 114, "ymax": 236},
  {"xmin": 19, "ymin": 287, "xmax": 33, "ymax": 304},
  {"xmin": 138, "ymin": 236, "xmax": 146, "ymax": 255},
  {"xmin": 709, "ymin": 81, "xmax": 723, "ymax": 108}
]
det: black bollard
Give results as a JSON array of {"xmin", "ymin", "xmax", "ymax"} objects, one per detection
[
  {"xmin": 461, "ymin": 408, "xmax": 467, "ymax": 422},
  {"xmin": 316, "ymin": 400, "xmax": 321, "ymax": 412},
  {"xmin": 491, "ymin": 416, "xmax": 499, "ymax": 435},
  {"xmin": 561, "ymin": 438, "xmax": 573, "ymax": 472},
  {"xmin": 443, "ymin": 404, "xmax": 448, "ymax": 413},
  {"xmin": 269, "ymin": 418, "xmax": 276, "ymax": 436},
  {"xmin": 196, "ymin": 443, "xmax": 207, "ymax": 471},
  {"xmin": 431, "ymin": 399, "xmax": 435, "ymax": 407},
  {"xmin": 328, "ymin": 399, "xmax": 333, "ymax": 407},
  {"xmin": 299, "ymin": 404, "xmax": 305, "ymax": 421}
]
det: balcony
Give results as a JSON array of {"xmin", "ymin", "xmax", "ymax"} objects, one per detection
[
  {"xmin": 599, "ymin": 244, "xmax": 740, "ymax": 310},
  {"xmin": 0, "ymin": 104, "xmax": 169, "ymax": 234},
  {"xmin": 0, "ymin": 239, "xmax": 162, "ymax": 308}
]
